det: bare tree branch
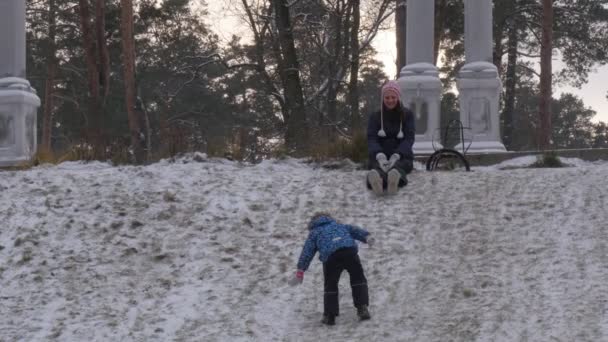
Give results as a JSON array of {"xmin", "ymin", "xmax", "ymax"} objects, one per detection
[{"xmin": 516, "ymin": 63, "xmax": 541, "ymax": 78}]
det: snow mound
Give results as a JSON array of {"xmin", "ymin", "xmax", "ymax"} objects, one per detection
[{"xmin": 1, "ymin": 159, "xmax": 608, "ymax": 341}]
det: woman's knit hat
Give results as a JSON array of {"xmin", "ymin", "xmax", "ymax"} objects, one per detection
[
  {"xmin": 382, "ymin": 80, "xmax": 401, "ymax": 100},
  {"xmin": 379, "ymin": 80, "xmax": 404, "ymax": 138}
]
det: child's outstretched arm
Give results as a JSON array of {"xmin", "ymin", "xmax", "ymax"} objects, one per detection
[
  {"xmin": 296, "ymin": 232, "xmax": 317, "ymax": 271},
  {"xmin": 289, "ymin": 233, "xmax": 317, "ymax": 286},
  {"xmin": 345, "ymin": 224, "xmax": 371, "ymax": 243}
]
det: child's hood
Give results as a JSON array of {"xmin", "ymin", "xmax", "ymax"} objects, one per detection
[{"xmin": 309, "ymin": 215, "xmax": 334, "ymax": 230}]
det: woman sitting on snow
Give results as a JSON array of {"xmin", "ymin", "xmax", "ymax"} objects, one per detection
[{"xmin": 366, "ymin": 80, "xmax": 415, "ymax": 195}]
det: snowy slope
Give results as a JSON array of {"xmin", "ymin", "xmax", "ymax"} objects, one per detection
[{"xmin": 1, "ymin": 156, "xmax": 607, "ymax": 341}]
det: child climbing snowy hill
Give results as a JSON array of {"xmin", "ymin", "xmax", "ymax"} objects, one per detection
[{"xmin": 290, "ymin": 213, "xmax": 375, "ymax": 325}]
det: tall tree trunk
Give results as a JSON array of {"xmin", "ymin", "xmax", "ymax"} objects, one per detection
[
  {"xmin": 493, "ymin": 21, "xmax": 505, "ymax": 75},
  {"xmin": 239, "ymin": 0, "xmax": 287, "ymax": 137},
  {"xmin": 326, "ymin": 1, "xmax": 347, "ymax": 143},
  {"xmin": 137, "ymin": 86, "xmax": 152, "ymax": 158},
  {"xmin": 120, "ymin": 0, "xmax": 145, "ymax": 163},
  {"xmin": 348, "ymin": 0, "xmax": 361, "ymax": 132},
  {"xmin": 78, "ymin": 0, "xmax": 100, "ymax": 137},
  {"xmin": 492, "ymin": 0, "xmax": 512, "ymax": 76},
  {"xmin": 502, "ymin": 14, "xmax": 518, "ymax": 149},
  {"xmin": 395, "ymin": 0, "xmax": 406, "ymax": 75},
  {"xmin": 41, "ymin": 0, "xmax": 57, "ymax": 153},
  {"xmin": 539, "ymin": 0, "xmax": 553, "ymax": 150},
  {"xmin": 95, "ymin": 0, "xmax": 110, "ymax": 101},
  {"xmin": 273, "ymin": 0, "xmax": 308, "ymax": 154},
  {"xmin": 434, "ymin": 0, "xmax": 448, "ymax": 65}
]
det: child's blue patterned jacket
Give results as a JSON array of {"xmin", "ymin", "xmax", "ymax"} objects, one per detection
[{"xmin": 296, "ymin": 215, "xmax": 370, "ymax": 271}]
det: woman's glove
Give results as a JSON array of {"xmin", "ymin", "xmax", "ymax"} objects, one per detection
[
  {"xmin": 376, "ymin": 153, "xmax": 387, "ymax": 163},
  {"xmin": 376, "ymin": 153, "xmax": 389, "ymax": 172},
  {"xmin": 386, "ymin": 153, "xmax": 400, "ymax": 170}
]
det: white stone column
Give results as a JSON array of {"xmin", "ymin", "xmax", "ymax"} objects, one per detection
[
  {"xmin": 457, "ymin": 0, "xmax": 506, "ymax": 152},
  {"xmin": 0, "ymin": 0, "xmax": 26, "ymax": 78},
  {"xmin": 405, "ymin": 0, "xmax": 434, "ymax": 65},
  {"xmin": 0, "ymin": 0, "xmax": 40, "ymax": 167},
  {"xmin": 398, "ymin": 0, "xmax": 442, "ymax": 154},
  {"xmin": 464, "ymin": 0, "xmax": 493, "ymax": 64}
]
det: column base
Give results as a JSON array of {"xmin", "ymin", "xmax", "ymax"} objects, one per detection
[
  {"xmin": 413, "ymin": 141, "xmax": 441, "ymax": 155},
  {"xmin": 456, "ymin": 63, "xmax": 506, "ymax": 153},
  {"xmin": 0, "ymin": 155, "xmax": 30, "ymax": 167},
  {"xmin": 0, "ymin": 78, "xmax": 40, "ymax": 167},
  {"xmin": 399, "ymin": 64, "xmax": 443, "ymax": 156},
  {"xmin": 455, "ymin": 140, "xmax": 507, "ymax": 154}
]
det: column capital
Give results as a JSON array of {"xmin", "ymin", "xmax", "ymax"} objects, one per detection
[
  {"xmin": 0, "ymin": 77, "xmax": 37, "ymax": 93},
  {"xmin": 459, "ymin": 61, "xmax": 499, "ymax": 79}
]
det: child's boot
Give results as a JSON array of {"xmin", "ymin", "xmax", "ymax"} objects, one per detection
[
  {"xmin": 356, "ymin": 305, "xmax": 371, "ymax": 320},
  {"xmin": 321, "ymin": 314, "xmax": 336, "ymax": 326}
]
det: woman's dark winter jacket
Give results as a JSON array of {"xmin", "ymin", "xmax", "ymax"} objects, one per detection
[
  {"xmin": 367, "ymin": 105, "xmax": 415, "ymax": 162},
  {"xmin": 296, "ymin": 216, "xmax": 370, "ymax": 271}
]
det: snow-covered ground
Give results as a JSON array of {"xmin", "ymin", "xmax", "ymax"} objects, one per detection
[{"xmin": 1, "ymin": 155, "xmax": 607, "ymax": 341}]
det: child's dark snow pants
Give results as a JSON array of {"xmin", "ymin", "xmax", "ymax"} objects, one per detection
[{"xmin": 322, "ymin": 247, "xmax": 369, "ymax": 317}]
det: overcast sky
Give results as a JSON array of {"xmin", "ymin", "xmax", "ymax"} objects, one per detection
[{"xmin": 208, "ymin": 1, "xmax": 607, "ymax": 124}]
